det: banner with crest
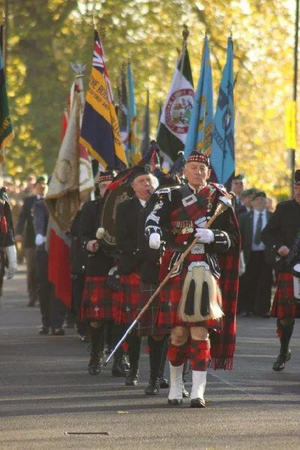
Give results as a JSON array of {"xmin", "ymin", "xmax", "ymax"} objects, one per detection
[{"xmin": 157, "ymin": 41, "xmax": 194, "ymax": 162}]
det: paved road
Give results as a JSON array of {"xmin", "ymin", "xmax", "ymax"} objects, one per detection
[{"xmin": 1, "ymin": 268, "xmax": 300, "ymax": 450}]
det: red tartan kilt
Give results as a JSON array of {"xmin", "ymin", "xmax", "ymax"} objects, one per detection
[
  {"xmin": 158, "ymin": 250, "xmax": 222, "ymax": 329},
  {"xmin": 136, "ymin": 283, "xmax": 169, "ymax": 337},
  {"xmin": 113, "ymin": 272, "xmax": 142, "ymax": 325},
  {"xmin": 80, "ymin": 276, "xmax": 114, "ymax": 321},
  {"xmin": 271, "ymin": 272, "xmax": 300, "ymax": 319}
]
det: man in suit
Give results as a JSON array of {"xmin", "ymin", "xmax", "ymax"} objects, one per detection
[
  {"xmin": 235, "ymin": 187, "xmax": 257, "ymax": 217},
  {"xmin": 231, "ymin": 174, "xmax": 245, "ymax": 211},
  {"xmin": 15, "ymin": 175, "xmax": 47, "ymax": 306},
  {"xmin": 239, "ymin": 191, "xmax": 273, "ymax": 317}
]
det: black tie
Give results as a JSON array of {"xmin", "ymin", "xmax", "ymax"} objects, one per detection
[{"xmin": 254, "ymin": 212, "xmax": 263, "ymax": 245}]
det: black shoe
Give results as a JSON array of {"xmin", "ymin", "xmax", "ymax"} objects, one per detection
[
  {"xmin": 145, "ymin": 377, "xmax": 160, "ymax": 395},
  {"xmin": 79, "ymin": 334, "xmax": 90, "ymax": 343},
  {"xmin": 64, "ymin": 322, "xmax": 75, "ymax": 329},
  {"xmin": 190, "ymin": 398, "xmax": 205, "ymax": 408},
  {"xmin": 112, "ymin": 360, "xmax": 128, "ymax": 377},
  {"xmin": 273, "ymin": 350, "xmax": 291, "ymax": 371},
  {"xmin": 51, "ymin": 328, "xmax": 65, "ymax": 336},
  {"xmin": 262, "ymin": 312, "xmax": 271, "ymax": 319},
  {"xmin": 168, "ymin": 399, "xmax": 183, "ymax": 406},
  {"xmin": 38, "ymin": 326, "xmax": 49, "ymax": 335},
  {"xmin": 183, "ymin": 385, "xmax": 190, "ymax": 398},
  {"xmin": 159, "ymin": 377, "xmax": 169, "ymax": 389},
  {"xmin": 125, "ymin": 370, "xmax": 139, "ymax": 386},
  {"xmin": 88, "ymin": 352, "xmax": 103, "ymax": 375},
  {"xmin": 27, "ymin": 300, "xmax": 36, "ymax": 307}
]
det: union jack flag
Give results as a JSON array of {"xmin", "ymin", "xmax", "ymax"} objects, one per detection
[
  {"xmin": 93, "ymin": 30, "xmax": 113, "ymax": 103},
  {"xmin": 80, "ymin": 29, "xmax": 128, "ymax": 169}
]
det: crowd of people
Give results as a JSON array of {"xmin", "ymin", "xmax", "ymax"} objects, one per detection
[{"xmin": 1, "ymin": 154, "xmax": 300, "ymax": 408}]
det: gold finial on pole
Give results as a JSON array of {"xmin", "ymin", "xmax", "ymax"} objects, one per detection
[
  {"xmin": 99, "ymin": 25, "xmax": 106, "ymax": 41},
  {"xmin": 182, "ymin": 24, "xmax": 189, "ymax": 43},
  {"xmin": 179, "ymin": 25, "xmax": 189, "ymax": 73}
]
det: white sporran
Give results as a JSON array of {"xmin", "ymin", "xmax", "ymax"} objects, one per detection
[{"xmin": 178, "ymin": 262, "xmax": 223, "ymax": 322}]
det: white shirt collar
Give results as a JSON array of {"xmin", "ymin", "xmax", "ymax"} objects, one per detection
[
  {"xmin": 188, "ymin": 182, "xmax": 207, "ymax": 194},
  {"xmin": 139, "ymin": 199, "xmax": 146, "ymax": 207}
]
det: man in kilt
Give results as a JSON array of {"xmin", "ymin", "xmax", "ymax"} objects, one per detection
[
  {"xmin": 145, "ymin": 151, "xmax": 240, "ymax": 408},
  {"xmin": 261, "ymin": 169, "xmax": 300, "ymax": 371},
  {"xmin": 114, "ymin": 166, "xmax": 170, "ymax": 390},
  {"xmin": 79, "ymin": 170, "xmax": 117, "ymax": 375}
]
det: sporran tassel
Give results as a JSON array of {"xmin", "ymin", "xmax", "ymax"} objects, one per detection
[
  {"xmin": 184, "ymin": 279, "xmax": 195, "ymax": 315},
  {"xmin": 178, "ymin": 265, "xmax": 223, "ymax": 322},
  {"xmin": 200, "ymin": 281, "xmax": 210, "ymax": 317}
]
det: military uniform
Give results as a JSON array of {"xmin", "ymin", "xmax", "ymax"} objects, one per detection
[
  {"xmin": 261, "ymin": 174, "xmax": 300, "ymax": 371},
  {"xmin": 79, "ymin": 170, "xmax": 125, "ymax": 376},
  {"xmin": 114, "ymin": 185, "xmax": 170, "ymax": 392},
  {"xmin": 145, "ymin": 151, "xmax": 240, "ymax": 407},
  {"xmin": 79, "ymin": 198, "xmax": 114, "ymax": 323}
]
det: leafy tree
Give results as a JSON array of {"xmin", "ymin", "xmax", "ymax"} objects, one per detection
[{"xmin": 3, "ymin": 0, "xmax": 296, "ymax": 199}]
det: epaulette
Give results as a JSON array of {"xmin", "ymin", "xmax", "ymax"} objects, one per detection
[
  {"xmin": 83, "ymin": 198, "xmax": 101, "ymax": 209},
  {"xmin": 210, "ymin": 182, "xmax": 229, "ymax": 196}
]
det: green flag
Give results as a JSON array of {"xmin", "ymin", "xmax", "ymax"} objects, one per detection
[{"xmin": 0, "ymin": 45, "xmax": 14, "ymax": 154}]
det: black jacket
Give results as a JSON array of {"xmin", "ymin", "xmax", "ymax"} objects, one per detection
[
  {"xmin": 138, "ymin": 206, "xmax": 160, "ymax": 284},
  {"xmin": 16, "ymin": 195, "xmax": 38, "ymax": 248},
  {"xmin": 261, "ymin": 199, "xmax": 300, "ymax": 253},
  {"xmin": 79, "ymin": 199, "xmax": 114, "ymax": 277},
  {"xmin": 115, "ymin": 196, "xmax": 161, "ymax": 282},
  {"xmin": 70, "ymin": 210, "xmax": 86, "ymax": 275},
  {"xmin": 115, "ymin": 196, "xmax": 144, "ymax": 275}
]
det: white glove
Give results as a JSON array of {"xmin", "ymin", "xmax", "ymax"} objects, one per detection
[
  {"xmin": 5, "ymin": 245, "xmax": 17, "ymax": 280},
  {"xmin": 195, "ymin": 228, "xmax": 214, "ymax": 244},
  {"xmin": 149, "ymin": 232, "xmax": 161, "ymax": 250},
  {"xmin": 35, "ymin": 234, "xmax": 45, "ymax": 246}
]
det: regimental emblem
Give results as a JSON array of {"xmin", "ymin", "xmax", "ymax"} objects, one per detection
[
  {"xmin": 165, "ymin": 89, "xmax": 194, "ymax": 134},
  {"xmin": 222, "ymin": 105, "xmax": 232, "ymax": 131}
]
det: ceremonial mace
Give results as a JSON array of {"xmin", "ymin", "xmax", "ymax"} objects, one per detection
[{"xmin": 104, "ymin": 195, "xmax": 232, "ymax": 366}]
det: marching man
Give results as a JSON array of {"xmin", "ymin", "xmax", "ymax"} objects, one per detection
[{"xmin": 145, "ymin": 151, "xmax": 240, "ymax": 407}]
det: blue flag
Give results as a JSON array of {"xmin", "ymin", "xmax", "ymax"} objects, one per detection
[
  {"xmin": 127, "ymin": 62, "xmax": 140, "ymax": 164},
  {"xmin": 211, "ymin": 37, "xmax": 235, "ymax": 185},
  {"xmin": 184, "ymin": 36, "xmax": 213, "ymax": 158}
]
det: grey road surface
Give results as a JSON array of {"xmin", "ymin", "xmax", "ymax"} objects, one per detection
[{"xmin": 0, "ymin": 267, "xmax": 300, "ymax": 450}]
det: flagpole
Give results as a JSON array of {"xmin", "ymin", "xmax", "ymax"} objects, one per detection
[
  {"xmin": 179, "ymin": 24, "xmax": 189, "ymax": 74},
  {"xmin": 4, "ymin": 0, "xmax": 8, "ymax": 68},
  {"xmin": 291, "ymin": 0, "xmax": 299, "ymax": 197}
]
